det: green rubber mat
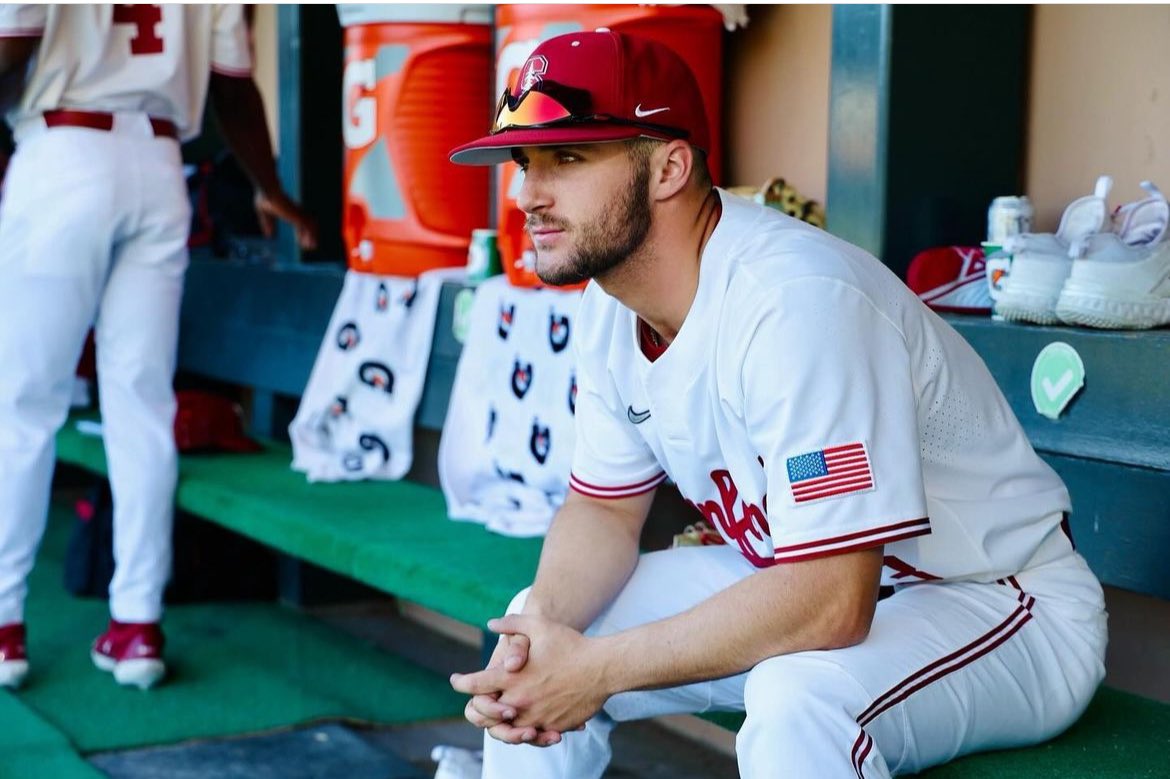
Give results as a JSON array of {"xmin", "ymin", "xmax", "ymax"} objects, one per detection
[
  {"xmin": 6, "ymin": 499, "xmax": 465, "ymax": 757},
  {"xmin": 56, "ymin": 418, "xmax": 543, "ymax": 628},
  {"xmin": 0, "ymin": 693, "xmax": 104, "ymax": 779}
]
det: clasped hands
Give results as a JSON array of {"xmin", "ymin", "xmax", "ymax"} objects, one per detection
[{"xmin": 450, "ymin": 614, "xmax": 610, "ymax": 747}]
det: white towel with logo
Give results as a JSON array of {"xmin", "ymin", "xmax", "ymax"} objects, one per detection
[
  {"xmin": 290, "ymin": 267, "xmax": 463, "ymax": 481},
  {"xmin": 438, "ymin": 275, "xmax": 582, "ymax": 537}
]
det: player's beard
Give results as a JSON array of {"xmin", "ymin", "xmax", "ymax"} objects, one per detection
[{"xmin": 533, "ymin": 154, "xmax": 652, "ymax": 287}]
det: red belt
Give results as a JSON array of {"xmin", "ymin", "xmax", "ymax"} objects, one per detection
[{"xmin": 43, "ymin": 109, "xmax": 178, "ymax": 140}]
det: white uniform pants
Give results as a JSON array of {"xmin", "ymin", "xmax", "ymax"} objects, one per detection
[
  {"xmin": 482, "ymin": 544, "xmax": 1106, "ymax": 778},
  {"xmin": 0, "ymin": 115, "xmax": 190, "ymax": 625}
]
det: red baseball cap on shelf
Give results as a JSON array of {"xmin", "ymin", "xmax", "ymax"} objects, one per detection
[
  {"xmin": 450, "ymin": 29, "xmax": 709, "ymax": 166},
  {"xmin": 173, "ymin": 390, "xmax": 262, "ymax": 454}
]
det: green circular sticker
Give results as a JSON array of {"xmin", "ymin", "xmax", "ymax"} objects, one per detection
[
  {"xmin": 1030, "ymin": 342, "xmax": 1085, "ymax": 420},
  {"xmin": 452, "ymin": 288, "xmax": 475, "ymax": 344}
]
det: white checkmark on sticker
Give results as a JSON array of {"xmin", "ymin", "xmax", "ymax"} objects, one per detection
[
  {"xmin": 1030, "ymin": 342, "xmax": 1086, "ymax": 420},
  {"xmin": 1041, "ymin": 369, "xmax": 1074, "ymax": 402}
]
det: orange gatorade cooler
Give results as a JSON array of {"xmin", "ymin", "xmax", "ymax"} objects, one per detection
[
  {"xmin": 495, "ymin": 4, "xmax": 725, "ymax": 288},
  {"xmin": 340, "ymin": 6, "xmax": 492, "ymax": 276}
]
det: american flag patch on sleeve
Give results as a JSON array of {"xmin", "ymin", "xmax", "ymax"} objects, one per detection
[{"xmin": 786, "ymin": 442, "xmax": 874, "ymax": 503}]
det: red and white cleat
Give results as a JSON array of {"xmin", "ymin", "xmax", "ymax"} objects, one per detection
[
  {"xmin": 91, "ymin": 620, "xmax": 166, "ymax": 690},
  {"xmin": 0, "ymin": 623, "xmax": 28, "ymax": 689}
]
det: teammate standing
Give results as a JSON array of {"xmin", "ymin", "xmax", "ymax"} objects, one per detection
[
  {"xmin": 0, "ymin": 4, "xmax": 315, "ymax": 690},
  {"xmin": 447, "ymin": 31, "xmax": 1107, "ymax": 777}
]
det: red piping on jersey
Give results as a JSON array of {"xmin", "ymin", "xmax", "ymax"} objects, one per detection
[
  {"xmin": 0, "ymin": 28, "xmax": 44, "ymax": 37},
  {"xmin": 570, "ymin": 471, "xmax": 666, "ymax": 499},
  {"xmin": 772, "ymin": 518, "xmax": 930, "ymax": 562},
  {"xmin": 211, "ymin": 64, "xmax": 253, "ymax": 78},
  {"xmin": 883, "ymin": 555, "xmax": 941, "ymax": 581},
  {"xmin": 774, "ymin": 526, "xmax": 931, "ymax": 564},
  {"xmin": 850, "ymin": 730, "xmax": 875, "ymax": 779},
  {"xmin": 996, "ymin": 575, "xmax": 1024, "ymax": 591},
  {"xmin": 637, "ymin": 318, "xmax": 669, "ymax": 362},
  {"xmin": 854, "ymin": 595, "xmax": 1035, "ymax": 730}
]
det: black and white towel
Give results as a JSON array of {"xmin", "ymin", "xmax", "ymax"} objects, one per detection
[
  {"xmin": 438, "ymin": 275, "xmax": 582, "ymax": 537},
  {"xmin": 290, "ymin": 267, "xmax": 462, "ymax": 481}
]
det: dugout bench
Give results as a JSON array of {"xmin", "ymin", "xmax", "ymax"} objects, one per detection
[{"xmin": 53, "ymin": 255, "xmax": 1170, "ymax": 778}]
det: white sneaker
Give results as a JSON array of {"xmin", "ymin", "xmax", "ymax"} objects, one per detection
[
  {"xmin": 1056, "ymin": 181, "xmax": 1170, "ymax": 329},
  {"xmin": 431, "ymin": 745, "xmax": 483, "ymax": 779},
  {"xmin": 995, "ymin": 175, "xmax": 1112, "ymax": 325}
]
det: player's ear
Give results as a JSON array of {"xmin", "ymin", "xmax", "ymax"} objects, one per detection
[{"xmin": 650, "ymin": 139, "xmax": 693, "ymax": 202}]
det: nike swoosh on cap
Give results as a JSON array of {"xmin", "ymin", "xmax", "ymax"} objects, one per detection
[
  {"xmin": 627, "ymin": 406, "xmax": 651, "ymax": 424},
  {"xmin": 634, "ymin": 104, "xmax": 670, "ymax": 118}
]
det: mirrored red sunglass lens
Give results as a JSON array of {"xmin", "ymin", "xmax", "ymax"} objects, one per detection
[{"xmin": 494, "ymin": 90, "xmax": 574, "ymax": 131}]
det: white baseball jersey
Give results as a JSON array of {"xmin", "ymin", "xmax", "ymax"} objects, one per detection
[
  {"xmin": 571, "ymin": 190, "xmax": 1073, "ymax": 585},
  {"xmin": 0, "ymin": 4, "xmax": 251, "ymax": 141}
]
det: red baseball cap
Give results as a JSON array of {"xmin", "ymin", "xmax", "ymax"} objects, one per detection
[
  {"xmin": 173, "ymin": 390, "xmax": 262, "ymax": 454},
  {"xmin": 450, "ymin": 29, "xmax": 709, "ymax": 165}
]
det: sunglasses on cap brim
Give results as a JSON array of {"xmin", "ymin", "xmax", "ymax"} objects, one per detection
[{"xmin": 490, "ymin": 80, "xmax": 689, "ymax": 140}]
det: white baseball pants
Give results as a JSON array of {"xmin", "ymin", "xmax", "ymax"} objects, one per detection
[
  {"xmin": 482, "ymin": 540, "xmax": 1106, "ymax": 778},
  {"xmin": 0, "ymin": 113, "xmax": 190, "ymax": 625}
]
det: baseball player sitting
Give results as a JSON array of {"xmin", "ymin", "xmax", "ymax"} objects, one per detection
[
  {"xmin": 0, "ymin": 4, "xmax": 315, "ymax": 690},
  {"xmin": 446, "ymin": 31, "xmax": 1107, "ymax": 778}
]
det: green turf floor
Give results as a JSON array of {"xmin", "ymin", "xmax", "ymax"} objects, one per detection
[
  {"xmin": 0, "ymin": 693, "xmax": 104, "ymax": 779},
  {"xmin": 56, "ymin": 418, "xmax": 544, "ymax": 629},
  {"xmin": 0, "ymin": 498, "xmax": 465, "ymax": 777}
]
